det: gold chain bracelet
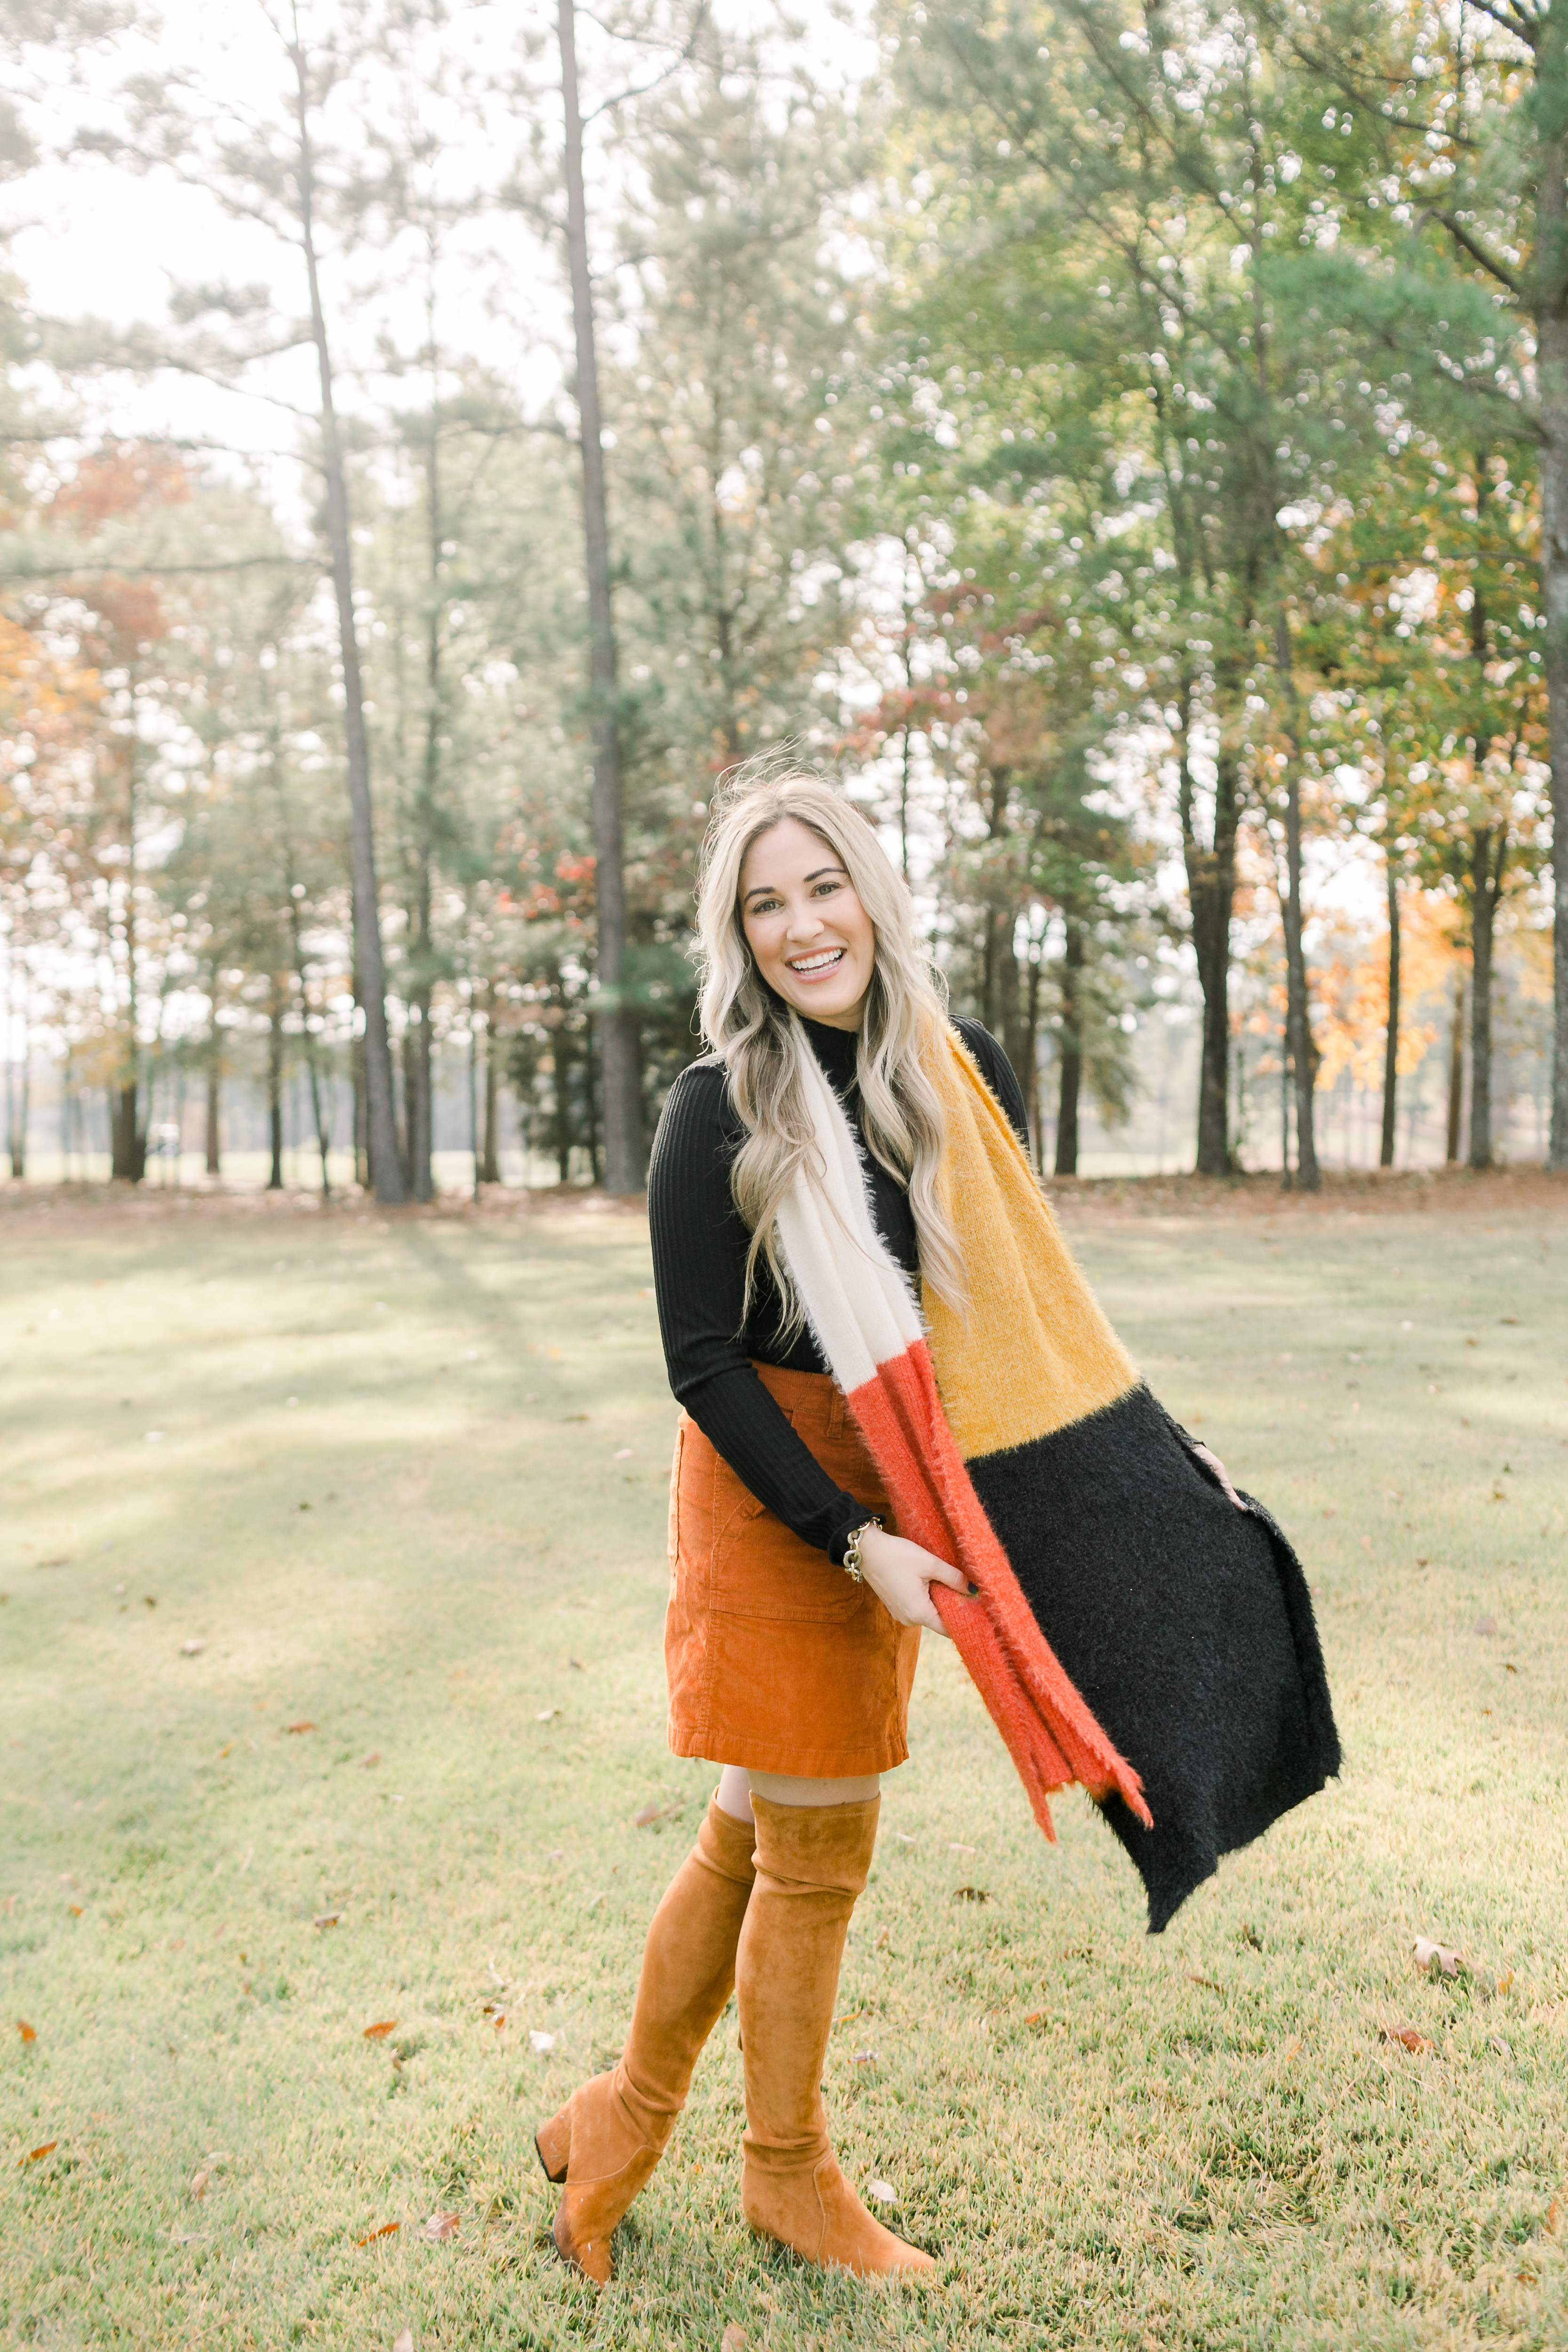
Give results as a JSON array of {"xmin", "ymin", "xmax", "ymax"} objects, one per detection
[{"xmin": 841, "ymin": 1516, "xmax": 883, "ymax": 1583}]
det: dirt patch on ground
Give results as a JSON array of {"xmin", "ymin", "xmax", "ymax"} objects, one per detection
[{"xmin": 1042, "ymin": 1164, "xmax": 1568, "ymax": 1222}]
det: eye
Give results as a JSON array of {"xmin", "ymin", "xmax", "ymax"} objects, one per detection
[
  {"xmin": 811, "ymin": 878, "xmax": 844, "ymax": 898},
  {"xmin": 746, "ymin": 894, "xmax": 781, "ymax": 916}
]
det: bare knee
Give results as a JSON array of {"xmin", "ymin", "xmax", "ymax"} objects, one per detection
[{"xmin": 748, "ymin": 1770, "xmax": 880, "ymax": 1809}]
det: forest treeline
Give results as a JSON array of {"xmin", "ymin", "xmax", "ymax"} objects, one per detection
[{"xmin": 0, "ymin": 0, "xmax": 1564, "ymax": 1200}]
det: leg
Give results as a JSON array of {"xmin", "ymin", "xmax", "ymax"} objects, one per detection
[
  {"xmin": 539, "ymin": 1791, "xmax": 756, "ymax": 2285},
  {"xmin": 736, "ymin": 1777, "xmax": 933, "ymax": 2277}
]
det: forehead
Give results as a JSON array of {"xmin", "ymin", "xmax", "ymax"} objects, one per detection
[{"xmin": 739, "ymin": 816, "xmax": 843, "ymax": 892}]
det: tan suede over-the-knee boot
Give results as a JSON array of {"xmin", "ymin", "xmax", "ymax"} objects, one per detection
[
  {"xmin": 737, "ymin": 1795, "xmax": 933, "ymax": 2277},
  {"xmin": 536, "ymin": 1795, "xmax": 756, "ymax": 2284}
]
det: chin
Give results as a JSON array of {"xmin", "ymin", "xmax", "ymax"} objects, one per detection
[{"xmin": 786, "ymin": 982, "xmax": 860, "ymax": 1021}]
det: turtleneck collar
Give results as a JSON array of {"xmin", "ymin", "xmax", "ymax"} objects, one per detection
[{"xmin": 799, "ymin": 1015, "xmax": 861, "ymax": 1092}]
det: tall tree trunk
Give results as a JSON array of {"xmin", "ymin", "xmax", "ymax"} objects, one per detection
[
  {"xmin": 205, "ymin": 1055, "xmax": 221, "ymax": 1176},
  {"xmin": 1469, "ymin": 826, "xmax": 1507, "ymax": 1169},
  {"xmin": 1274, "ymin": 615, "xmax": 1320, "ymax": 1192},
  {"xmin": 407, "ymin": 1003, "xmax": 433, "ymax": 1202},
  {"xmin": 1279, "ymin": 1026, "xmax": 1293, "ymax": 1178},
  {"xmin": 1536, "ymin": 19, "xmax": 1568, "ymax": 1168},
  {"xmin": 352, "ymin": 1031, "xmax": 368, "ymax": 1190},
  {"xmin": 1178, "ymin": 680, "xmax": 1239, "ymax": 1176},
  {"xmin": 557, "ymin": 0, "xmax": 641, "ymax": 1194},
  {"xmin": 1445, "ymin": 973, "xmax": 1466, "ymax": 1164},
  {"xmin": 287, "ymin": 23, "xmax": 402, "ymax": 1204},
  {"xmin": 1380, "ymin": 854, "xmax": 1401, "ymax": 1168},
  {"xmin": 1054, "ymin": 917, "xmax": 1084, "ymax": 1178},
  {"xmin": 267, "ymin": 985, "xmax": 285, "ymax": 1191},
  {"xmin": 407, "ymin": 343, "xmax": 442, "ymax": 1208},
  {"xmin": 110, "ymin": 731, "xmax": 143, "ymax": 1182}
]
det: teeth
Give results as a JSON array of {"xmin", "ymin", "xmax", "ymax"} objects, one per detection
[{"xmin": 789, "ymin": 949, "xmax": 843, "ymax": 973}]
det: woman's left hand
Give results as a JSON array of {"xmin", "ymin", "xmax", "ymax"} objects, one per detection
[
  {"xmin": 1191, "ymin": 1440, "xmax": 1244, "ymax": 1510},
  {"xmin": 854, "ymin": 1526, "xmax": 968, "ymax": 1637}
]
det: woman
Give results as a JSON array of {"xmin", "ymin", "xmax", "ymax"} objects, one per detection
[{"xmin": 534, "ymin": 769, "xmax": 1003, "ymax": 2284}]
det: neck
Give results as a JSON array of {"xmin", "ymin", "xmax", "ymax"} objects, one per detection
[{"xmin": 802, "ymin": 993, "xmax": 868, "ymax": 1036}]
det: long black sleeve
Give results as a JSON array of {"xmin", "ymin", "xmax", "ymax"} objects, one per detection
[
  {"xmin": 647, "ymin": 1061, "xmax": 871, "ymax": 1560},
  {"xmin": 645, "ymin": 1018, "xmax": 1028, "ymax": 1558}
]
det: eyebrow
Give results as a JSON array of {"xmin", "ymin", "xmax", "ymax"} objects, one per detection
[{"xmin": 742, "ymin": 863, "xmax": 847, "ymax": 903}]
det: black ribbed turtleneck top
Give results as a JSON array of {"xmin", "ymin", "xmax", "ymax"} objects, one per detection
[{"xmin": 646, "ymin": 1015, "xmax": 1028, "ymax": 1563}]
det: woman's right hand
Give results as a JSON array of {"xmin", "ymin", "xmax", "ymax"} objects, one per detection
[{"xmin": 854, "ymin": 1526, "xmax": 968, "ymax": 1637}]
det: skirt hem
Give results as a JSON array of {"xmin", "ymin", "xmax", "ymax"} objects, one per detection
[{"xmin": 666, "ymin": 1716, "xmax": 912, "ymax": 1779}]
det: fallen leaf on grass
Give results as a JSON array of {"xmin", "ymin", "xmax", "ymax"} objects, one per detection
[
  {"xmin": 422, "ymin": 2210, "xmax": 459, "ymax": 2241},
  {"xmin": 1413, "ymin": 1936, "xmax": 1477, "ymax": 1980},
  {"xmin": 179, "ymin": 1639, "xmax": 207, "ymax": 1657},
  {"xmin": 285, "ymin": 1722, "xmax": 316, "ymax": 1735},
  {"xmin": 633, "ymin": 1800, "xmax": 679, "ymax": 1827},
  {"xmin": 1023, "ymin": 2010, "xmax": 1045, "ymax": 2028},
  {"xmin": 612, "ymin": 1448, "xmax": 634, "ymax": 1462},
  {"xmin": 313, "ymin": 1912, "xmax": 342, "ymax": 1931},
  {"xmin": 20, "ymin": 2142, "xmax": 56, "ymax": 2164},
  {"xmin": 951, "ymin": 1885, "xmax": 989, "ymax": 1903},
  {"xmin": 393, "ymin": 2334, "xmax": 414, "ymax": 2352},
  {"xmin": 721, "ymin": 2329, "xmax": 749, "ymax": 2352},
  {"xmin": 363, "ymin": 2020, "xmax": 398, "ymax": 2040},
  {"xmin": 68, "ymin": 1905, "xmax": 82, "ymax": 1918},
  {"xmin": 852, "ymin": 2049, "xmax": 879, "ymax": 2065},
  {"xmin": 529, "ymin": 2030, "xmax": 556, "ymax": 2054},
  {"xmin": 17, "ymin": 2022, "xmax": 36, "ymax": 2044},
  {"xmin": 1381, "ymin": 2025, "xmax": 1433, "ymax": 2055},
  {"xmin": 1281, "ymin": 2036, "xmax": 1303, "ymax": 2062},
  {"xmin": 867, "ymin": 2180, "xmax": 896, "ymax": 2206},
  {"xmin": 1473, "ymin": 1616, "xmax": 1498, "ymax": 1637},
  {"xmin": 1547, "ymin": 2197, "xmax": 1561, "ymax": 2235},
  {"xmin": 190, "ymin": 2169, "xmax": 210, "ymax": 2200},
  {"xmin": 948, "ymin": 1841, "xmax": 976, "ymax": 1854},
  {"xmin": 535, "ymin": 1708, "xmax": 559, "ymax": 1724},
  {"xmin": 1187, "ymin": 1975, "xmax": 1223, "ymax": 1993},
  {"xmin": 356, "ymin": 2221, "xmax": 400, "ymax": 2246},
  {"xmin": 361, "ymin": 1752, "xmax": 381, "ymax": 1767}
]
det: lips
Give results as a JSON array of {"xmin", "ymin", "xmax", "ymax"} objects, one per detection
[{"xmin": 787, "ymin": 947, "xmax": 845, "ymax": 977}]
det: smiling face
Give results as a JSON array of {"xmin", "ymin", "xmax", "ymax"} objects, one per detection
[{"xmin": 738, "ymin": 816, "xmax": 877, "ymax": 1033}]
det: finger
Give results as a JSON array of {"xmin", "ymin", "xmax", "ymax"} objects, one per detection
[
  {"xmin": 924, "ymin": 1556, "xmax": 969, "ymax": 1592},
  {"xmin": 918, "ymin": 1600, "xmax": 951, "ymax": 1638}
]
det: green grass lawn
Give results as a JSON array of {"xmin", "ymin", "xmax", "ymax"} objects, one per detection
[{"xmin": 3, "ymin": 1175, "xmax": 1566, "ymax": 2352}]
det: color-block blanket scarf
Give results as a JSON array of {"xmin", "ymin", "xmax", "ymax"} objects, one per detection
[{"xmin": 774, "ymin": 1020, "xmax": 1341, "ymax": 1932}]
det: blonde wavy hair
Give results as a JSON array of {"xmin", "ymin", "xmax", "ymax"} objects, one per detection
[{"xmin": 694, "ymin": 763, "xmax": 966, "ymax": 1324}]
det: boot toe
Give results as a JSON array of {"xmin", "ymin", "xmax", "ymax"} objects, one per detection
[{"xmin": 553, "ymin": 2201, "xmax": 613, "ymax": 2287}]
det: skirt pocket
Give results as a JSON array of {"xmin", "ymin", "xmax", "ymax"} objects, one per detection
[{"xmin": 708, "ymin": 1461, "xmax": 867, "ymax": 1627}]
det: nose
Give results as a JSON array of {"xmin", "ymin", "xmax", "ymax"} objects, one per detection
[{"xmin": 784, "ymin": 903, "xmax": 826, "ymax": 943}]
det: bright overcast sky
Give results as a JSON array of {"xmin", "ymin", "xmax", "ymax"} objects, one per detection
[{"xmin": 8, "ymin": 0, "xmax": 881, "ymax": 474}]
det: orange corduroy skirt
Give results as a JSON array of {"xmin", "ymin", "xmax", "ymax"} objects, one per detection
[{"xmin": 665, "ymin": 1364, "xmax": 923, "ymax": 1778}]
